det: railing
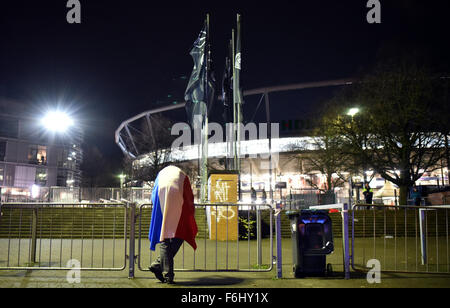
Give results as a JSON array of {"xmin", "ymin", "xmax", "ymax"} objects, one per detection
[
  {"xmin": 0, "ymin": 201, "xmax": 275, "ymax": 277},
  {"xmin": 286, "ymin": 190, "xmax": 337, "ymax": 210},
  {"xmin": 350, "ymin": 204, "xmax": 450, "ymax": 274},
  {"xmin": 0, "ymin": 202, "xmax": 129, "ymax": 271},
  {"xmin": 136, "ymin": 203, "xmax": 274, "ymax": 273}
]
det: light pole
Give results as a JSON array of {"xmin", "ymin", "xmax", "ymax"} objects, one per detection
[
  {"xmin": 34, "ymin": 109, "xmax": 76, "ymax": 262},
  {"xmin": 346, "ymin": 107, "xmax": 361, "ymax": 203},
  {"xmin": 41, "ymin": 109, "xmax": 82, "ymax": 193},
  {"xmin": 118, "ymin": 173, "xmax": 127, "ymax": 199}
]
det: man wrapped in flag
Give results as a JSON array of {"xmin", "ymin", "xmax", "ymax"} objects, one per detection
[{"xmin": 148, "ymin": 165, "xmax": 198, "ymax": 283}]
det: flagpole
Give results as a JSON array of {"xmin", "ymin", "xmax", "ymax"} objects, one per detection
[
  {"xmin": 236, "ymin": 14, "xmax": 242, "ymax": 175},
  {"xmin": 231, "ymin": 29, "xmax": 237, "ymax": 172},
  {"xmin": 200, "ymin": 14, "xmax": 210, "ymax": 202},
  {"xmin": 222, "ymin": 39, "xmax": 234, "ymax": 170},
  {"xmin": 184, "ymin": 15, "xmax": 212, "ymax": 202},
  {"xmin": 234, "ymin": 14, "xmax": 243, "ymax": 200}
]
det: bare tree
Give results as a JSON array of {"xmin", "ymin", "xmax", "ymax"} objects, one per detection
[
  {"xmin": 329, "ymin": 58, "xmax": 447, "ymax": 205},
  {"xmin": 287, "ymin": 121, "xmax": 351, "ymax": 193},
  {"xmin": 124, "ymin": 114, "xmax": 177, "ymax": 182}
]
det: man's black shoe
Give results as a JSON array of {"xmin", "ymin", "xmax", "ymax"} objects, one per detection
[
  {"xmin": 166, "ymin": 279, "xmax": 175, "ymax": 285},
  {"xmin": 149, "ymin": 266, "xmax": 165, "ymax": 283},
  {"xmin": 164, "ymin": 274, "xmax": 175, "ymax": 285}
]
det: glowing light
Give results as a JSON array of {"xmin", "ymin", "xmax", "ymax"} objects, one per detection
[
  {"xmin": 31, "ymin": 184, "xmax": 40, "ymax": 199},
  {"xmin": 347, "ymin": 108, "xmax": 360, "ymax": 117},
  {"xmin": 41, "ymin": 111, "xmax": 74, "ymax": 133}
]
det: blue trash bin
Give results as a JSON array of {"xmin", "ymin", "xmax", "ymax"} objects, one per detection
[{"xmin": 287, "ymin": 209, "xmax": 334, "ymax": 277}]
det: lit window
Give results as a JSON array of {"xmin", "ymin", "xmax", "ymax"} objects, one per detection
[
  {"xmin": 28, "ymin": 145, "xmax": 47, "ymax": 165},
  {"xmin": 35, "ymin": 168, "xmax": 47, "ymax": 185}
]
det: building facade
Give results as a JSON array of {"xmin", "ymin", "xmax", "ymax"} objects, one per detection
[{"xmin": 0, "ymin": 98, "xmax": 83, "ymax": 201}]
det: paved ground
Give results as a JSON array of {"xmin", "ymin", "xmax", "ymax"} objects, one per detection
[
  {"xmin": 1, "ymin": 267, "xmax": 450, "ymax": 288},
  {"xmin": 1, "ymin": 238, "xmax": 450, "ymax": 288}
]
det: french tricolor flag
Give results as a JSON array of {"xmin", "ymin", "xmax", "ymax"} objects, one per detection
[{"xmin": 149, "ymin": 166, "xmax": 198, "ymax": 251}]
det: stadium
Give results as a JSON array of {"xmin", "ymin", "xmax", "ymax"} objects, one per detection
[{"xmin": 115, "ymin": 79, "xmax": 449, "ymax": 206}]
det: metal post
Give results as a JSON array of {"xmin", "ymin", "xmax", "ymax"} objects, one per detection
[
  {"xmin": 275, "ymin": 202, "xmax": 282, "ymax": 278},
  {"xmin": 348, "ymin": 178, "xmax": 353, "ymax": 209},
  {"xmin": 256, "ymin": 206, "xmax": 262, "ymax": 266},
  {"xmin": 231, "ymin": 29, "xmax": 236, "ymax": 171},
  {"xmin": 29, "ymin": 206, "xmax": 38, "ymax": 264},
  {"xmin": 120, "ymin": 178, "xmax": 124, "ymax": 200},
  {"xmin": 200, "ymin": 118, "xmax": 208, "ymax": 202},
  {"xmin": 128, "ymin": 203, "xmax": 136, "ymax": 279},
  {"xmin": 250, "ymin": 163, "xmax": 252, "ymax": 189},
  {"xmin": 342, "ymin": 203, "xmax": 350, "ymax": 279},
  {"xmin": 419, "ymin": 208, "xmax": 427, "ymax": 265},
  {"xmin": 0, "ymin": 187, "xmax": 2, "ymax": 223},
  {"xmin": 200, "ymin": 14, "xmax": 211, "ymax": 203},
  {"xmin": 235, "ymin": 14, "xmax": 242, "ymax": 175},
  {"xmin": 264, "ymin": 93, "xmax": 273, "ymax": 201}
]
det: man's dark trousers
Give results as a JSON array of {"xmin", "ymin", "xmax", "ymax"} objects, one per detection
[{"xmin": 151, "ymin": 238, "xmax": 184, "ymax": 282}]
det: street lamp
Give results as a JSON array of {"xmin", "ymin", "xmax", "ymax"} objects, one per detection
[
  {"xmin": 346, "ymin": 107, "xmax": 360, "ymax": 118},
  {"xmin": 41, "ymin": 111, "xmax": 74, "ymax": 133},
  {"xmin": 345, "ymin": 107, "xmax": 361, "ymax": 203}
]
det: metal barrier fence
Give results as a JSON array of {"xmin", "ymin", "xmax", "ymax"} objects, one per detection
[
  {"xmin": 136, "ymin": 203, "xmax": 274, "ymax": 273},
  {"xmin": 50, "ymin": 187, "xmax": 152, "ymax": 203},
  {"xmin": 7, "ymin": 199, "xmax": 446, "ymax": 278},
  {"xmin": 0, "ymin": 202, "xmax": 129, "ymax": 271},
  {"xmin": 350, "ymin": 204, "xmax": 450, "ymax": 274},
  {"xmin": 0, "ymin": 201, "xmax": 274, "ymax": 278},
  {"xmin": 286, "ymin": 189, "xmax": 337, "ymax": 210}
]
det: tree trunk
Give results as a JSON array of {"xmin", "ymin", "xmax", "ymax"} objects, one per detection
[
  {"xmin": 398, "ymin": 184, "xmax": 409, "ymax": 206},
  {"xmin": 327, "ymin": 174, "xmax": 333, "ymax": 192}
]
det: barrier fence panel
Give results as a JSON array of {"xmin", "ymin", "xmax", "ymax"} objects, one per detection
[
  {"xmin": 286, "ymin": 189, "xmax": 337, "ymax": 210},
  {"xmin": 0, "ymin": 202, "xmax": 128, "ymax": 271},
  {"xmin": 308, "ymin": 203, "xmax": 350, "ymax": 279},
  {"xmin": 136, "ymin": 203, "xmax": 274, "ymax": 273},
  {"xmin": 350, "ymin": 204, "xmax": 450, "ymax": 274}
]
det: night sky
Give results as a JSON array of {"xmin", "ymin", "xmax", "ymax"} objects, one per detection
[{"xmin": 1, "ymin": 1, "xmax": 449, "ymax": 162}]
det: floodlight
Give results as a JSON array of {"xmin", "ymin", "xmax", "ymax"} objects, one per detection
[{"xmin": 41, "ymin": 111, "xmax": 74, "ymax": 133}]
